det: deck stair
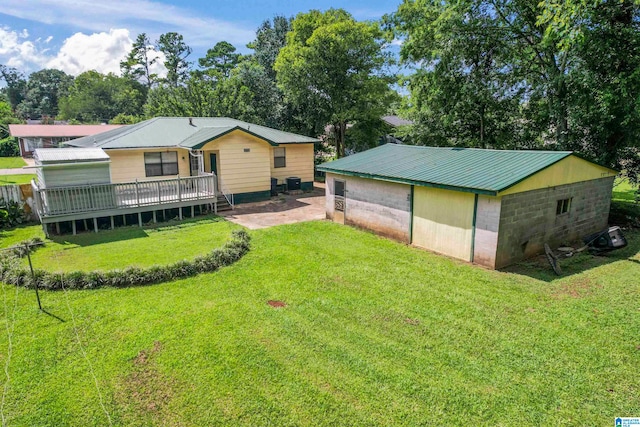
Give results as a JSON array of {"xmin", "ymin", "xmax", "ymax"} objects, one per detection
[{"xmin": 216, "ymin": 195, "xmax": 233, "ymax": 212}]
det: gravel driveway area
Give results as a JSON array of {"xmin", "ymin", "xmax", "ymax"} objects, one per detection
[{"xmin": 219, "ymin": 183, "xmax": 326, "ymax": 229}]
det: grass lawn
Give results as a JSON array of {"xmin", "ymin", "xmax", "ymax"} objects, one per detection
[
  {"xmin": 0, "ymin": 220, "xmax": 638, "ymax": 425},
  {"xmin": 612, "ymin": 178, "xmax": 638, "ymax": 202},
  {"xmin": 0, "ymin": 174, "xmax": 35, "ymax": 186},
  {"xmin": 1, "ymin": 215, "xmax": 240, "ymax": 272},
  {"xmin": 0, "ymin": 157, "xmax": 26, "ymax": 169}
]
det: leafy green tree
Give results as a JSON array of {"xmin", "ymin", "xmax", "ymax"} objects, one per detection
[
  {"xmin": 144, "ymin": 70, "xmax": 257, "ymax": 121},
  {"xmin": 565, "ymin": 0, "xmax": 640, "ymax": 179},
  {"xmin": 16, "ymin": 69, "xmax": 74, "ymax": 119},
  {"xmin": 391, "ymin": 0, "xmax": 523, "ymax": 149},
  {"xmin": 275, "ymin": 9, "xmax": 394, "ymax": 157},
  {"xmin": 120, "ymin": 33, "xmax": 160, "ymax": 89},
  {"xmin": 198, "ymin": 41, "xmax": 241, "ymax": 78},
  {"xmin": 59, "ymin": 71, "xmax": 146, "ymax": 123},
  {"xmin": 0, "ymin": 65, "xmax": 26, "ymax": 112},
  {"xmin": 157, "ymin": 32, "xmax": 192, "ymax": 87},
  {"xmin": 249, "ymin": 16, "xmax": 292, "ymax": 80},
  {"xmin": 244, "ymin": 16, "xmax": 298, "ymax": 130}
]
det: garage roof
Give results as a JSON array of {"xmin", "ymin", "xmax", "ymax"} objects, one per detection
[
  {"xmin": 317, "ymin": 144, "xmax": 593, "ymax": 195},
  {"xmin": 66, "ymin": 117, "xmax": 318, "ymax": 149}
]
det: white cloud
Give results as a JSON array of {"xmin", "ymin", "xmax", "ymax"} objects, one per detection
[
  {"xmin": 1, "ymin": 0, "xmax": 255, "ymax": 48},
  {"xmin": 0, "ymin": 26, "xmax": 166, "ymax": 78},
  {"xmin": 0, "ymin": 26, "xmax": 49, "ymax": 69},
  {"xmin": 47, "ymin": 28, "xmax": 133, "ymax": 75}
]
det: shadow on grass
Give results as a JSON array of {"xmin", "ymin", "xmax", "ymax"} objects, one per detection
[
  {"xmin": 41, "ymin": 308, "xmax": 65, "ymax": 322},
  {"xmin": 49, "ymin": 215, "xmax": 226, "ymax": 248},
  {"xmin": 503, "ymin": 229, "xmax": 640, "ymax": 282}
]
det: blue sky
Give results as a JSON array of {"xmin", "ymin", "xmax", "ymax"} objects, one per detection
[{"xmin": 0, "ymin": 0, "xmax": 401, "ymax": 76}]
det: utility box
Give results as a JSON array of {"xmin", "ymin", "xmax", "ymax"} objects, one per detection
[{"xmin": 286, "ymin": 176, "xmax": 301, "ymax": 191}]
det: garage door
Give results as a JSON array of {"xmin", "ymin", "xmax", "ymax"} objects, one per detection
[{"xmin": 412, "ymin": 186, "xmax": 476, "ymax": 261}]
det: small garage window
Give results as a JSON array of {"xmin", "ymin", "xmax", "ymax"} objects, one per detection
[
  {"xmin": 556, "ymin": 198, "xmax": 572, "ymax": 215},
  {"xmin": 145, "ymin": 151, "xmax": 179, "ymax": 177},
  {"xmin": 334, "ymin": 179, "xmax": 345, "ymax": 197},
  {"xmin": 274, "ymin": 147, "xmax": 286, "ymax": 168}
]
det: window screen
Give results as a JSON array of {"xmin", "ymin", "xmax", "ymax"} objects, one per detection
[
  {"xmin": 145, "ymin": 151, "xmax": 178, "ymax": 177},
  {"xmin": 274, "ymin": 147, "xmax": 286, "ymax": 168}
]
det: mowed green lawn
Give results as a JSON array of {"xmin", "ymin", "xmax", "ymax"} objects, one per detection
[
  {"xmin": 0, "ymin": 157, "xmax": 26, "ymax": 169},
  {"xmin": 2, "ymin": 216, "xmax": 239, "ymax": 272},
  {"xmin": 0, "ymin": 174, "xmax": 35, "ymax": 186},
  {"xmin": 612, "ymin": 178, "xmax": 638, "ymax": 202},
  {"xmin": 0, "ymin": 220, "xmax": 638, "ymax": 426}
]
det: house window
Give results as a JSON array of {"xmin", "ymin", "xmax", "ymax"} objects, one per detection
[
  {"xmin": 274, "ymin": 147, "xmax": 286, "ymax": 168},
  {"xmin": 556, "ymin": 198, "xmax": 571, "ymax": 215},
  {"xmin": 144, "ymin": 151, "xmax": 179, "ymax": 177}
]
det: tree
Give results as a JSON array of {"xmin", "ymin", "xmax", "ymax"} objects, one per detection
[
  {"xmin": 249, "ymin": 16, "xmax": 292, "ymax": 80},
  {"xmin": 198, "ymin": 41, "xmax": 241, "ymax": 78},
  {"xmin": 564, "ymin": 0, "xmax": 640, "ymax": 179},
  {"xmin": 244, "ymin": 16, "xmax": 297, "ymax": 130},
  {"xmin": 16, "ymin": 69, "xmax": 74, "ymax": 119},
  {"xmin": 144, "ymin": 70, "xmax": 257, "ymax": 121},
  {"xmin": 275, "ymin": 9, "xmax": 394, "ymax": 157},
  {"xmin": 157, "ymin": 32, "xmax": 192, "ymax": 87},
  {"xmin": 59, "ymin": 71, "xmax": 146, "ymax": 123},
  {"xmin": 390, "ymin": 0, "xmax": 524, "ymax": 149},
  {"xmin": 0, "ymin": 66, "xmax": 26, "ymax": 112},
  {"xmin": 120, "ymin": 33, "xmax": 160, "ymax": 89}
]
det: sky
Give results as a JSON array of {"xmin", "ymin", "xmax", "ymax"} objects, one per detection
[{"xmin": 0, "ymin": 0, "xmax": 401, "ymax": 77}]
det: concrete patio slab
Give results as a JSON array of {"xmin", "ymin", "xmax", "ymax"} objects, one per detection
[{"xmin": 219, "ymin": 183, "xmax": 326, "ymax": 229}]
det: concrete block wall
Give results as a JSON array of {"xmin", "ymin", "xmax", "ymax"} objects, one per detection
[
  {"xmin": 495, "ymin": 177, "xmax": 614, "ymax": 268},
  {"xmin": 325, "ymin": 173, "xmax": 411, "ymax": 242},
  {"xmin": 473, "ymin": 195, "xmax": 501, "ymax": 268}
]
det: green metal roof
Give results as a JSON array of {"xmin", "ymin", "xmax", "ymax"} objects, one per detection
[
  {"xmin": 67, "ymin": 117, "xmax": 318, "ymax": 150},
  {"xmin": 317, "ymin": 144, "xmax": 576, "ymax": 195}
]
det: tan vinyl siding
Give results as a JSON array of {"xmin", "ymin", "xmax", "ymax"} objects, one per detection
[
  {"xmin": 201, "ymin": 130, "xmax": 271, "ymax": 194},
  {"xmin": 412, "ymin": 186, "xmax": 475, "ymax": 261},
  {"xmin": 106, "ymin": 148, "xmax": 191, "ymax": 183},
  {"xmin": 270, "ymin": 143, "xmax": 314, "ymax": 183}
]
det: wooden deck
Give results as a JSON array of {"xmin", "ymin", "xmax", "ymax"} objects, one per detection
[{"xmin": 32, "ymin": 175, "xmax": 221, "ymax": 232}]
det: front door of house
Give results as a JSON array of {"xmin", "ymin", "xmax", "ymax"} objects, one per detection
[
  {"xmin": 209, "ymin": 153, "xmax": 218, "ymax": 175},
  {"xmin": 334, "ymin": 179, "xmax": 345, "ymax": 224}
]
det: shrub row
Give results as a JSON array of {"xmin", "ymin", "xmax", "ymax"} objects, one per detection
[{"xmin": 0, "ymin": 229, "xmax": 250, "ymax": 290}]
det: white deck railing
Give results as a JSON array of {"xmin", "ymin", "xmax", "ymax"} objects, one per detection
[{"xmin": 33, "ymin": 174, "xmax": 218, "ymax": 217}]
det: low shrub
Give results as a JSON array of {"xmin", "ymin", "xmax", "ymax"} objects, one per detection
[
  {"xmin": 0, "ymin": 138, "xmax": 19, "ymax": 157},
  {"xmin": 0, "ymin": 229, "xmax": 250, "ymax": 290},
  {"xmin": 0, "ymin": 198, "xmax": 27, "ymax": 230}
]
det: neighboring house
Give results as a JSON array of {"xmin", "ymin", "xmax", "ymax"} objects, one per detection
[
  {"xmin": 381, "ymin": 115, "xmax": 413, "ymax": 144},
  {"xmin": 9, "ymin": 124, "xmax": 124, "ymax": 157},
  {"xmin": 317, "ymin": 144, "xmax": 617, "ymax": 269}
]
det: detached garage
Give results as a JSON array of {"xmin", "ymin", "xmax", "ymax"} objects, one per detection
[{"xmin": 317, "ymin": 144, "xmax": 617, "ymax": 269}]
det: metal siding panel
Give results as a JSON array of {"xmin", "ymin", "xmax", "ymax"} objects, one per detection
[{"xmin": 412, "ymin": 186, "xmax": 475, "ymax": 261}]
